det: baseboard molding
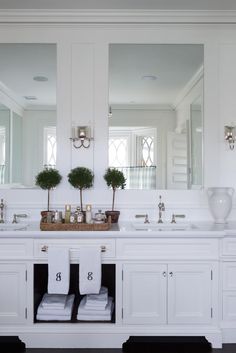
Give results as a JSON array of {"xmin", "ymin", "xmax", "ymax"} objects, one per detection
[
  {"xmin": 222, "ymin": 328, "xmax": 236, "ymax": 343},
  {"xmin": 17, "ymin": 331, "xmax": 222, "ymax": 349}
]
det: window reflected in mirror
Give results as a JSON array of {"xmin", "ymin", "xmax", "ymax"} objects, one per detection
[
  {"xmin": 0, "ymin": 44, "xmax": 56, "ymax": 187},
  {"xmin": 109, "ymin": 44, "xmax": 204, "ymax": 190}
]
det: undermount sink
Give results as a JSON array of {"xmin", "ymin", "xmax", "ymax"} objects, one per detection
[
  {"xmin": 132, "ymin": 221, "xmax": 194, "ymax": 231},
  {"xmin": 0, "ymin": 223, "xmax": 29, "ymax": 231}
]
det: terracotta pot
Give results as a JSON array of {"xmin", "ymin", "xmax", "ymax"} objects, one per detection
[
  {"xmin": 105, "ymin": 210, "xmax": 120, "ymax": 223},
  {"xmin": 40, "ymin": 210, "xmax": 54, "ymax": 223}
]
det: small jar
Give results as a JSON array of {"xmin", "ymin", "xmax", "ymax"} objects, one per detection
[
  {"xmin": 65, "ymin": 204, "xmax": 71, "ymax": 224},
  {"xmin": 69, "ymin": 213, "xmax": 76, "ymax": 223},
  {"xmin": 94, "ymin": 209, "xmax": 105, "ymax": 223},
  {"xmin": 54, "ymin": 210, "xmax": 62, "ymax": 223},
  {"xmin": 76, "ymin": 207, "xmax": 84, "ymax": 223},
  {"xmin": 85, "ymin": 204, "xmax": 92, "ymax": 224},
  {"xmin": 46, "ymin": 211, "xmax": 54, "ymax": 223}
]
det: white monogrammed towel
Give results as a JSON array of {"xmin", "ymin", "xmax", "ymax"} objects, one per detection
[
  {"xmin": 47, "ymin": 247, "xmax": 70, "ymax": 294},
  {"xmin": 79, "ymin": 246, "xmax": 101, "ymax": 295}
]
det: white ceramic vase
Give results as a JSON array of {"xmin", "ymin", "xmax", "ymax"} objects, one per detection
[{"xmin": 207, "ymin": 187, "xmax": 234, "ymax": 224}]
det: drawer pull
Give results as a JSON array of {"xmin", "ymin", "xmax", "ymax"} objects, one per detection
[{"xmin": 41, "ymin": 245, "xmax": 107, "ymax": 253}]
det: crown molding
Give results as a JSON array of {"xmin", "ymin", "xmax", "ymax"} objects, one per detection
[
  {"xmin": 1, "ymin": 9, "xmax": 236, "ymax": 24},
  {"xmin": 173, "ymin": 65, "xmax": 204, "ymax": 109}
]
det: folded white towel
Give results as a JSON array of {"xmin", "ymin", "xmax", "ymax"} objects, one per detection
[
  {"xmin": 78, "ymin": 296, "xmax": 113, "ymax": 316},
  {"xmin": 86, "ymin": 286, "xmax": 108, "ymax": 303},
  {"xmin": 41, "ymin": 293, "xmax": 67, "ymax": 309},
  {"xmin": 79, "ymin": 246, "xmax": 101, "ymax": 295},
  {"xmin": 48, "ymin": 247, "xmax": 70, "ymax": 295},
  {"xmin": 36, "ymin": 314, "xmax": 71, "ymax": 321},
  {"xmin": 77, "ymin": 300, "xmax": 114, "ymax": 321},
  {"xmin": 37, "ymin": 294, "xmax": 75, "ymax": 316},
  {"xmin": 84, "ymin": 302, "xmax": 107, "ymax": 310}
]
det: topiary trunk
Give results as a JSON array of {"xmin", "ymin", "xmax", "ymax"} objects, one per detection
[
  {"xmin": 80, "ymin": 188, "xmax": 83, "ymax": 211},
  {"xmin": 112, "ymin": 188, "xmax": 116, "ymax": 211},
  {"xmin": 47, "ymin": 189, "xmax": 50, "ymax": 211}
]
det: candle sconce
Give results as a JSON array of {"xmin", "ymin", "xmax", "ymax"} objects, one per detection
[
  {"xmin": 70, "ymin": 126, "xmax": 93, "ymax": 149},
  {"xmin": 224, "ymin": 125, "xmax": 236, "ymax": 150}
]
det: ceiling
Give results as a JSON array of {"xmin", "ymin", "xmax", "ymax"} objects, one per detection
[
  {"xmin": 0, "ymin": 0, "xmax": 236, "ymax": 10},
  {"xmin": 109, "ymin": 44, "xmax": 203, "ymax": 107},
  {"xmin": 0, "ymin": 44, "xmax": 56, "ymax": 108}
]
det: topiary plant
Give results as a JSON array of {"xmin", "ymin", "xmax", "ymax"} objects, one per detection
[
  {"xmin": 103, "ymin": 168, "xmax": 126, "ymax": 211},
  {"xmin": 67, "ymin": 167, "xmax": 94, "ymax": 211},
  {"xmin": 35, "ymin": 168, "xmax": 62, "ymax": 211}
]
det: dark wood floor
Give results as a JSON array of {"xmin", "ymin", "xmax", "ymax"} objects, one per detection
[{"xmin": 25, "ymin": 345, "xmax": 236, "ymax": 352}]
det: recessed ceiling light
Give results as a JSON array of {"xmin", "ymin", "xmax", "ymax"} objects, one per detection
[
  {"xmin": 24, "ymin": 96, "xmax": 37, "ymax": 100},
  {"xmin": 141, "ymin": 75, "xmax": 157, "ymax": 81},
  {"xmin": 33, "ymin": 76, "xmax": 48, "ymax": 82}
]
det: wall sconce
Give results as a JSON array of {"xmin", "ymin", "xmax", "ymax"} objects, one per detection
[
  {"xmin": 225, "ymin": 125, "xmax": 236, "ymax": 150},
  {"xmin": 70, "ymin": 126, "xmax": 93, "ymax": 149},
  {"xmin": 108, "ymin": 106, "xmax": 112, "ymax": 119}
]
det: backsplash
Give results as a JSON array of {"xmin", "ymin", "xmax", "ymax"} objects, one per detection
[{"xmin": 0, "ymin": 188, "xmax": 228, "ymax": 223}]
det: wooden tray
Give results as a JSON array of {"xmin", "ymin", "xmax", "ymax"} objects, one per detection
[{"xmin": 40, "ymin": 218, "xmax": 111, "ymax": 231}]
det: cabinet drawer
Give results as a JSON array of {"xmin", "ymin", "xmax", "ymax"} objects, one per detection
[
  {"xmin": 34, "ymin": 239, "xmax": 116, "ymax": 260},
  {"xmin": 117, "ymin": 238, "xmax": 218, "ymax": 259},
  {"xmin": 0, "ymin": 239, "xmax": 33, "ymax": 258},
  {"xmin": 223, "ymin": 262, "xmax": 236, "ymax": 290},
  {"xmin": 222, "ymin": 238, "xmax": 236, "ymax": 256}
]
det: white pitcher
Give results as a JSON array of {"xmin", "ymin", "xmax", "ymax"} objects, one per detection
[{"xmin": 207, "ymin": 187, "xmax": 234, "ymax": 224}]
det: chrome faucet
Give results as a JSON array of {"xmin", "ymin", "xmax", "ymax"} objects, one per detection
[
  {"xmin": 0, "ymin": 199, "xmax": 5, "ymax": 223},
  {"xmin": 157, "ymin": 195, "xmax": 165, "ymax": 223}
]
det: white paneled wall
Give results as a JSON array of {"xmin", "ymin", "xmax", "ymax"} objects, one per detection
[
  {"xmin": 219, "ymin": 43, "xmax": 236, "ymax": 187},
  {"xmin": 0, "ymin": 25, "xmax": 235, "ymax": 222}
]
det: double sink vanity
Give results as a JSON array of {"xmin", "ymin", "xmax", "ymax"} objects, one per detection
[{"xmin": 0, "ymin": 218, "xmax": 235, "ymax": 349}]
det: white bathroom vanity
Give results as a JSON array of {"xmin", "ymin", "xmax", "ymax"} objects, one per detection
[{"xmin": 0, "ymin": 222, "xmax": 235, "ymax": 348}]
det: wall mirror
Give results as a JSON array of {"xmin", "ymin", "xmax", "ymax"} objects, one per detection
[
  {"xmin": 109, "ymin": 44, "xmax": 204, "ymax": 190},
  {"xmin": 0, "ymin": 43, "xmax": 56, "ymax": 187}
]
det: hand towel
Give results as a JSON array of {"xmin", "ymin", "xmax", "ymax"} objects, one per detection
[
  {"xmin": 77, "ymin": 298, "xmax": 114, "ymax": 321},
  {"xmin": 47, "ymin": 247, "xmax": 70, "ymax": 294},
  {"xmin": 36, "ymin": 314, "xmax": 71, "ymax": 321},
  {"xmin": 84, "ymin": 301, "xmax": 108, "ymax": 310},
  {"xmin": 86, "ymin": 286, "xmax": 108, "ymax": 303},
  {"xmin": 79, "ymin": 246, "xmax": 101, "ymax": 295},
  {"xmin": 78, "ymin": 296, "xmax": 113, "ymax": 316},
  {"xmin": 41, "ymin": 293, "xmax": 67, "ymax": 309},
  {"xmin": 38, "ymin": 294, "xmax": 75, "ymax": 316}
]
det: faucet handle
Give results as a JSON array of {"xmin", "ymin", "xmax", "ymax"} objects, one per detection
[
  {"xmin": 135, "ymin": 214, "xmax": 150, "ymax": 223},
  {"xmin": 171, "ymin": 214, "xmax": 186, "ymax": 224},
  {"xmin": 12, "ymin": 214, "xmax": 28, "ymax": 224}
]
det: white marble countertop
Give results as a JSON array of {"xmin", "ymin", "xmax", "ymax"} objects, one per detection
[{"xmin": 0, "ymin": 220, "xmax": 235, "ymax": 238}]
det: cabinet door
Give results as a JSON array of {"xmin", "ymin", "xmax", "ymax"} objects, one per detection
[
  {"xmin": 0, "ymin": 264, "xmax": 27, "ymax": 324},
  {"xmin": 168, "ymin": 264, "xmax": 212, "ymax": 324},
  {"xmin": 123, "ymin": 263, "xmax": 167, "ymax": 324}
]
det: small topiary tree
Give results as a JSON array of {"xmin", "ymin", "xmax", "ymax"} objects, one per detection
[
  {"xmin": 103, "ymin": 168, "xmax": 126, "ymax": 211},
  {"xmin": 67, "ymin": 167, "xmax": 94, "ymax": 211},
  {"xmin": 35, "ymin": 168, "xmax": 62, "ymax": 211}
]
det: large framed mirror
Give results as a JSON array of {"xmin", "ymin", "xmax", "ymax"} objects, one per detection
[
  {"xmin": 109, "ymin": 44, "xmax": 204, "ymax": 190},
  {"xmin": 0, "ymin": 43, "xmax": 56, "ymax": 187}
]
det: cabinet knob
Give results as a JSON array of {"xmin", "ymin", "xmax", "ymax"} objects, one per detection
[
  {"xmin": 162, "ymin": 271, "xmax": 166, "ymax": 277},
  {"xmin": 169, "ymin": 271, "xmax": 173, "ymax": 277}
]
